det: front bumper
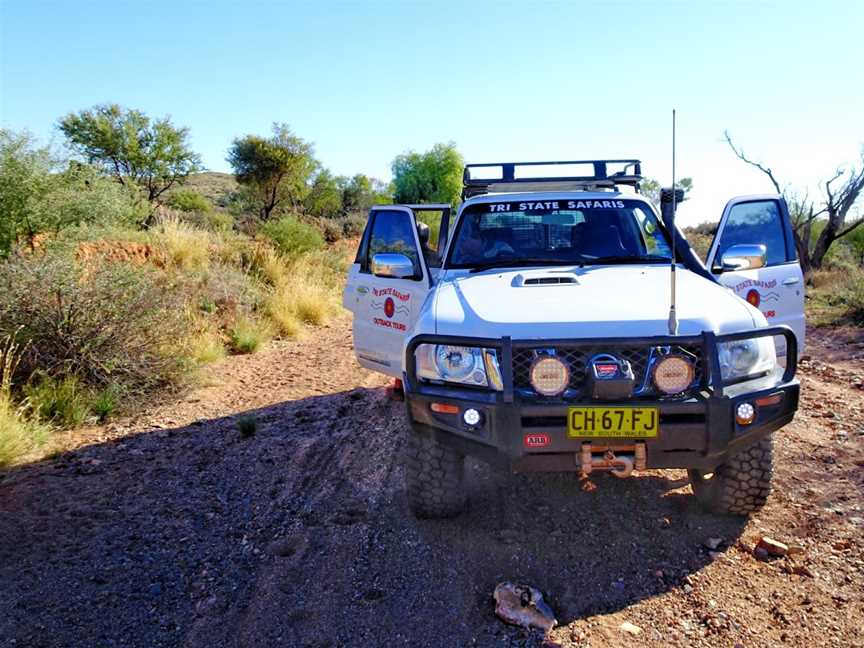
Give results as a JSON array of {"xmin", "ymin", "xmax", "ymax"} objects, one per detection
[{"xmin": 404, "ymin": 327, "xmax": 799, "ymax": 472}]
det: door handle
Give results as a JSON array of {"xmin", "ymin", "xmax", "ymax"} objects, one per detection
[{"xmin": 782, "ymin": 277, "xmax": 800, "ymax": 286}]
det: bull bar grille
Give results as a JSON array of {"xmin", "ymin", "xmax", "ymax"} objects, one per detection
[{"xmin": 511, "ymin": 343, "xmax": 704, "ymax": 400}]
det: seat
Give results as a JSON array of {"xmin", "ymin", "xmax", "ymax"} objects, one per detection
[{"xmin": 582, "ymin": 222, "xmax": 629, "ymax": 257}]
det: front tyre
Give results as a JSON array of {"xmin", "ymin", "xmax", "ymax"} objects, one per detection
[
  {"xmin": 405, "ymin": 431, "xmax": 466, "ymax": 519},
  {"xmin": 689, "ymin": 434, "xmax": 774, "ymax": 515}
]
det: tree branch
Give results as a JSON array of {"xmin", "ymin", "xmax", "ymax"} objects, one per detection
[{"xmin": 723, "ymin": 130, "xmax": 782, "ymax": 194}]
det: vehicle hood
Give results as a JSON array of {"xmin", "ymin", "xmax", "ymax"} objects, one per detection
[{"xmin": 430, "ymin": 265, "xmax": 758, "ymax": 339}]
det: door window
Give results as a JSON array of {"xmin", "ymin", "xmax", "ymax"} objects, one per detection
[
  {"xmin": 365, "ymin": 209, "xmax": 422, "ymax": 278},
  {"xmin": 716, "ymin": 200, "xmax": 790, "ymax": 267}
]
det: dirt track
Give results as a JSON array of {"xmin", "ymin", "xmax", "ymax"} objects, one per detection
[{"xmin": 1, "ymin": 317, "xmax": 863, "ymax": 647}]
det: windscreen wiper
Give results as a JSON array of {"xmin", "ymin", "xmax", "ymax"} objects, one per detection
[{"xmin": 467, "ymin": 258, "xmax": 575, "ymax": 273}]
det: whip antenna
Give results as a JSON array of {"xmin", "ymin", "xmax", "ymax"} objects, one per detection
[{"xmin": 667, "ymin": 109, "xmax": 679, "ymax": 336}]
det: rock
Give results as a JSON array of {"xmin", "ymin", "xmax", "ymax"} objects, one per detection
[
  {"xmin": 754, "ymin": 546, "xmax": 770, "ymax": 561},
  {"xmin": 757, "ymin": 536, "xmax": 789, "ymax": 557},
  {"xmin": 704, "ymin": 537, "xmax": 723, "ymax": 550},
  {"xmin": 493, "ymin": 582, "xmax": 557, "ymax": 632},
  {"xmin": 620, "ymin": 621, "xmax": 642, "ymax": 636}
]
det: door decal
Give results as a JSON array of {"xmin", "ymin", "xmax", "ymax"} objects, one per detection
[
  {"xmin": 371, "ymin": 286, "xmax": 411, "ymax": 331},
  {"xmin": 733, "ymin": 278, "xmax": 780, "ymax": 319}
]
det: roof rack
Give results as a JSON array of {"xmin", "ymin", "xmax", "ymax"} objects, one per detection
[{"xmin": 462, "ymin": 159, "xmax": 642, "ymax": 199}]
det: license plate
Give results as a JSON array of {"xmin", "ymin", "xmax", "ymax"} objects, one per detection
[{"xmin": 567, "ymin": 406, "xmax": 659, "ymax": 438}]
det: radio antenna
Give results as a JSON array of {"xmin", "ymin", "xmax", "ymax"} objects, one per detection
[{"xmin": 667, "ymin": 109, "xmax": 679, "ymax": 336}]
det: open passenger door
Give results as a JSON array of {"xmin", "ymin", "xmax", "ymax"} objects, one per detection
[
  {"xmin": 705, "ymin": 195, "xmax": 805, "ymax": 356},
  {"xmin": 343, "ymin": 205, "xmax": 450, "ymax": 376}
]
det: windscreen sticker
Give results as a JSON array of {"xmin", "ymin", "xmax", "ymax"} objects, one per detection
[{"xmin": 489, "ymin": 200, "xmax": 626, "ymax": 212}]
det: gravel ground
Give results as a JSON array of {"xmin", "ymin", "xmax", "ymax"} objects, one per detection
[{"xmin": 1, "ymin": 318, "xmax": 862, "ymax": 648}]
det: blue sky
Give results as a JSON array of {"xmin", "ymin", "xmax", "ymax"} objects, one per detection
[{"xmin": 2, "ymin": 0, "xmax": 862, "ymax": 224}]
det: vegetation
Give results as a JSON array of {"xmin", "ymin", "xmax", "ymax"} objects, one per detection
[
  {"xmin": 392, "ymin": 142, "xmax": 463, "ymax": 206},
  {"xmin": 724, "ymin": 132, "xmax": 864, "ymax": 274},
  {"xmin": 228, "ymin": 123, "xmax": 317, "ymax": 220},
  {"xmin": 59, "ymin": 104, "xmax": 202, "ymax": 221},
  {"xmin": 260, "ymin": 216, "xmax": 324, "ymax": 257}
]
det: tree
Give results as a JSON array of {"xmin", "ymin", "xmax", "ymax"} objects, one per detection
[
  {"xmin": 640, "ymin": 177, "xmax": 693, "ymax": 208},
  {"xmin": 58, "ymin": 104, "xmax": 201, "ymax": 222},
  {"xmin": 227, "ymin": 124, "xmax": 316, "ymax": 220},
  {"xmin": 0, "ymin": 130, "xmax": 143, "ymax": 256},
  {"xmin": 391, "ymin": 142, "xmax": 463, "ymax": 206},
  {"xmin": 304, "ymin": 168, "xmax": 343, "ymax": 219},
  {"xmin": 724, "ymin": 131, "xmax": 864, "ymax": 274}
]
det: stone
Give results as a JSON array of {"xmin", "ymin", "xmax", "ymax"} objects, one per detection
[
  {"xmin": 493, "ymin": 582, "xmax": 557, "ymax": 632},
  {"xmin": 620, "ymin": 621, "xmax": 643, "ymax": 636},
  {"xmin": 703, "ymin": 537, "xmax": 723, "ymax": 550},
  {"xmin": 757, "ymin": 536, "xmax": 789, "ymax": 557}
]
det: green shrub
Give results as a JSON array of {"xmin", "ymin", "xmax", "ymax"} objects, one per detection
[
  {"xmin": 24, "ymin": 374, "xmax": 91, "ymax": 428},
  {"xmin": 0, "ymin": 252, "xmax": 189, "ymax": 393},
  {"xmin": 341, "ymin": 212, "xmax": 367, "ymax": 238},
  {"xmin": 259, "ymin": 216, "xmax": 324, "ymax": 258},
  {"xmin": 91, "ymin": 385, "xmax": 121, "ymax": 422},
  {"xmin": 166, "ymin": 188, "xmax": 212, "ymax": 213},
  {"xmin": 228, "ymin": 317, "xmax": 271, "ymax": 354}
]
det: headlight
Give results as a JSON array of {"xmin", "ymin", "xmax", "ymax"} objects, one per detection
[
  {"xmin": 718, "ymin": 336, "xmax": 776, "ymax": 382},
  {"xmin": 415, "ymin": 344, "xmax": 502, "ymax": 390}
]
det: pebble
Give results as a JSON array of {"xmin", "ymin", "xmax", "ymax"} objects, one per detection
[{"xmin": 620, "ymin": 621, "xmax": 642, "ymax": 636}]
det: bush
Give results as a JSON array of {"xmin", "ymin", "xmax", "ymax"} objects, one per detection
[
  {"xmin": 259, "ymin": 216, "xmax": 324, "ymax": 258},
  {"xmin": 0, "ymin": 334, "xmax": 49, "ymax": 467},
  {"xmin": 0, "ymin": 252, "xmax": 189, "ymax": 393},
  {"xmin": 152, "ymin": 217, "xmax": 212, "ymax": 272},
  {"xmin": 166, "ymin": 188, "xmax": 212, "ymax": 213},
  {"xmin": 24, "ymin": 374, "xmax": 91, "ymax": 428},
  {"xmin": 228, "ymin": 317, "xmax": 271, "ymax": 354}
]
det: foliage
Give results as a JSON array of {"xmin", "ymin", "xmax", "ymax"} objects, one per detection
[
  {"xmin": 391, "ymin": 142, "xmax": 463, "ymax": 207},
  {"xmin": 259, "ymin": 216, "xmax": 324, "ymax": 258},
  {"xmin": 639, "ymin": 177, "xmax": 693, "ymax": 208},
  {"xmin": 0, "ymin": 252, "xmax": 188, "ymax": 393},
  {"xmin": 24, "ymin": 374, "xmax": 92, "ymax": 428},
  {"xmin": 153, "ymin": 216, "xmax": 212, "ymax": 271},
  {"xmin": 227, "ymin": 123, "xmax": 316, "ymax": 219},
  {"xmin": 305, "ymin": 168, "xmax": 343, "ymax": 219},
  {"xmin": 166, "ymin": 188, "xmax": 213, "ymax": 213},
  {"xmin": 228, "ymin": 316, "xmax": 271, "ymax": 354},
  {"xmin": 59, "ymin": 104, "xmax": 202, "ymax": 218},
  {"xmin": 340, "ymin": 174, "xmax": 391, "ymax": 214},
  {"xmin": 0, "ymin": 130, "xmax": 144, "ymax": 256},
  {"xmin": 0, "ymin": 333, "xmax": 49, "ymax": 468}
]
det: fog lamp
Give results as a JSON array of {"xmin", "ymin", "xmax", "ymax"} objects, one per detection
[
  {"xmin": 463, "ymin": 408, "xmax": 482, "ymax": 426},
  {"xmin": 736, "ymin": 402, "xmax": 756, "ymax": 425},
  {"xmin": 530, "ymin": 356, "xmax": 570, "ymax": 396},
  {"xmin": 653, "ymin": 356, "xmax": 695, "ymax": 395}
]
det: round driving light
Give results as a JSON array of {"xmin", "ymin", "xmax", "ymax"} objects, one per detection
[
  {"xmin": 653, "ymin": 356, "xmax": 695, "ymax": 395},
  {"xmin": 529, "ymin": 356, "xmax": 570, "ymax": 396},
  {"xmin": 463, "ymin": 408, "xmax": 482, "ymax": 426},
  {"xmin": 736, "ymin": 402, "xmax": 756, "ymax": 425}
]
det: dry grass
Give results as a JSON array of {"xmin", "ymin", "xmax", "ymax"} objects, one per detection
[
  {"xmin": 0, "ymin": 335, "xmax": 49, "ymax": 468},
  {"xmin": 153, "ymin": 216, "xmax": 212, "ymax": 272},
  {"xmin": 228, "ymin": 316, "xmax": 272, "ymax": 354},
  {"xmin": 188, "ymin": 327, "xmax": 227, "ymax": 364}
]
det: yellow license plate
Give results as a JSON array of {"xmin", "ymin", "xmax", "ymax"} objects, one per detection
[{"xmin": 567, "ymin": 406, "xmax": 659, "ymax": 438}]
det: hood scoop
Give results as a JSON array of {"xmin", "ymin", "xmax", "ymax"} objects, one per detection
[{"xmin": 514, "ymin": 273, "xmax": 579, "ymax": 287}]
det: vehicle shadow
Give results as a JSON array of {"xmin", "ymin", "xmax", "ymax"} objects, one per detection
[{"xmin": 0, "ymin": 384, "xmax": 748, "ymax": 648}]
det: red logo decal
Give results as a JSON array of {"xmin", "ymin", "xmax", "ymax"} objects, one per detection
[
  {"xmin": 384, "ymin": 297, "xmax": 395, "ymax": 318},
  {"xmin": 595, "ymin": 363, "xmax": 618, "ymax": 377},
  {"xmin": 746, "ymin": 289, "xmax": 761, "ymax": 308},
  {"xmin": 524, "ymin": 433, "xmax": 550, "ymax": 448}
]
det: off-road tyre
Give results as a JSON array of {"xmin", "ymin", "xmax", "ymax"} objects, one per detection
[
  {"xmin": 405, "ymin": 431, "xmax": 466, "ymax": 519},
  {"xmin": 688, "ymin": 434, "xmax": 774, "ymax": 516}
]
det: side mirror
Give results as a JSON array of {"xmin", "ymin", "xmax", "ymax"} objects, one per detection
[
  {"xmin": 371, "ymin": 253, "xmax": 415, "ymax": 279},
  {"xmin": 718, "ymin": 244, "xmax": 767, "ymax": 272}
]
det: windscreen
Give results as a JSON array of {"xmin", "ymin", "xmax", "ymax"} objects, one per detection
[{"xmin": 447, "ymin": 198, "xmax": 672, "ymax": 269}]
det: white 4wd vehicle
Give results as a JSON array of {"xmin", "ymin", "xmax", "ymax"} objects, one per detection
[{"xmin": 344, "ymin": 160, "xmax": 803, "ymax": 518}]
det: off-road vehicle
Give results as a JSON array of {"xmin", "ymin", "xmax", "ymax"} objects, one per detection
[{"xmin": 344, "ymin": 160, "xmax": 803, "ymax": 517}]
